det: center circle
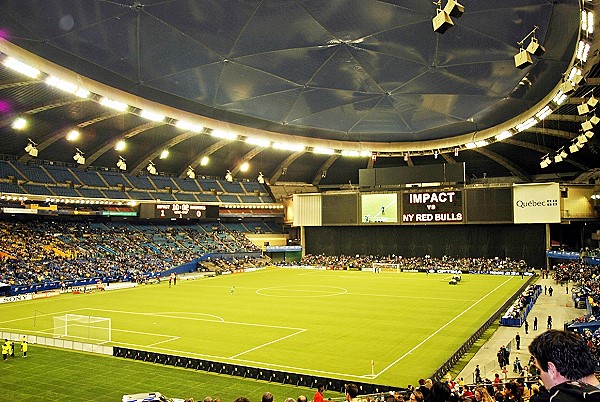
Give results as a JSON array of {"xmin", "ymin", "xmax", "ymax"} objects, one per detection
[{"xmin": 256, "ymin": 285, "xmax": 348, "ymax": 298}]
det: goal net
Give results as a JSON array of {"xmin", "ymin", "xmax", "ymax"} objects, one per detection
[
  {"xmin": 372, "ymin": 262, "xmax": 401, "ymax": 273},
  {"xmin": 53, "ymin": 314, "xmax": 112, "ymax": 343}
]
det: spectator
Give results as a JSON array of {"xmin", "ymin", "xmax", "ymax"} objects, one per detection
[{"xmin": 528, "ymin": 329, "xmax": 600, "ymax": 401}]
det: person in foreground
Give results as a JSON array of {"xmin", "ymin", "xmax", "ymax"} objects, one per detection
[{"xmin": 528, "ymin": 329, "xmax": 600, "ymax": 401}]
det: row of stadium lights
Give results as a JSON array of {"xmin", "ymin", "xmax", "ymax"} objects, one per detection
[
  {"xmin": 224, "ymin": 204, "xmax": 284, "ymax": 209},
  {"xmin": 1, "ymin": 10, "xmax": 595, "ymax": 168},
  {"xmin": 43, "ymin": 198, "xmax": 138, "ymax": 206}
]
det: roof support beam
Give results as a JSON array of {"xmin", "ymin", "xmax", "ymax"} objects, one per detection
[
  {"xmin": 312, "ymin": 155, "xmax": 340, "ymax": 186},
  {"xmin": 472, "ymin": 148, "xmax": 530, "ymax": 182},
  {"xmin": 269, "ymin": 152, "xmax": 303, "ymax": 184}
]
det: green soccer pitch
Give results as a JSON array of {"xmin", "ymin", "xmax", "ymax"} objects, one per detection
[{"xmin": 0, "ymin": 268, "xmax": 527, "ymax": 388}]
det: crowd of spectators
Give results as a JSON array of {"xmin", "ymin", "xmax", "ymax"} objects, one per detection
[
  {"xmin": 283, "ymin": 254, "xmax": 533, "ymax": 273},
  {"xmin": 0, "ymin": 220, "xmax": 260, "ymax": 287}
]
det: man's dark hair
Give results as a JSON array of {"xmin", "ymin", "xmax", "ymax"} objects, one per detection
[
  {"xmin": 528, "ymin": 329, "xmax": 596, "ymax": 380},
  {"xmin": 262, "ymin": 393, "xmax": 273, "ymax": 402},
  {"xmin": 346, "ymin": 384, "xmax": 359, "ymax": 399},
  {"xmin": 428, "ymin": 382, "xmax": 451, "ymax": 402},
  {"xmin": 317, "ymin": 384, "xmax": 325, "ymax": 392},
  {"xmin": 234, "ymin": 398, "xmax": 250, "ymax": 402}
]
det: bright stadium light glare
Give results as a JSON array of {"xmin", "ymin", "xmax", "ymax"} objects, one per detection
[
  {"xmin": 3, "ymin": 57, "xmax": 40, "ymax": 78},
  {"xmin": 115, "ymin": 140, "xmax": 126, "ymax": 151}
]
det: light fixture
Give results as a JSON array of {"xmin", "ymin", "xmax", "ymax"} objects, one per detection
[
  {"xmin": 24, "ymin": 139, "xmax": 38, "ymax": 157},
  {"xmin": 225, "ymin": 170, "xmax": 233, "ymax": 182},
  {"xmin": 186, "ymin": 166, "xmax": 195, "ymax": 179},
  {"xmin": 321, "ymin": 170, "xmax": 327, "ymax": 178},
  {"xmin": 245, "ymin": 137, "xmax": 270, "ymax": 147},
  {"xmin": 434, "ymin": 150, "xmax": 439, "ymax": 159},
  {"xmin": 454, "ymin": 147, "xmax": 459, "ymax": 157},
  {"xmin": 554, "ymin": 154, "xmax": 563, "ymax": 163},
  {"xmin": 474, "ymin": 140, "xmax": 489, "ymax": 147},
  {"xmin": 73, "ymin": 148, "xmax": 85, "ymax": 164},
  {"xmin": 569, "ymin": 143, "xmax": 582, "ymax": 153},
  {"xmin": 514, "ymin": 27, "xmax": 543, "ymax": 69},
  {"xmin": 146, "ymin": 161, "xmax": 157, "ymax": 175},
  {"xmin": 159, "ymin": 149, "xmax": 169, "ymax": 159},
  {"xmin": 585, "ymin": 130, "xmax": 595, "ymax": 139},
  {"xmin": 200, "ymin": 156, "xmax": 209, "ymax": 166},
  {"xmin": 432, "ymin": 7, "xmax": 453, "ymax": 34},
  {"xmin": 404, "ymin": 153, "xmax": 409, "ymax": 161},
  {"xmin": 12, "ymin": 117, "xmax": 27, "ymax": 130},
  {"xmin": 240, "ymin": 161, "xmax": 249, "ymax": 172},
  {"xmin": 211, "ymin": 130, "xmax": 237, "ymax": 141},
  {"xmin": 444, "ymin": 0, "xmax": 464, "ymax": 18},
  {"xmin": 540, "ymin": 159, "xmax": 550, "ymax": 168},
  {"xmin": 495, "ymin": 131, "xmax": 513, "ymax": 141},
  {"xmin": 578, "ymin": 102, "xmax": 591, "ymax": 115},
  {"xmin": 313, "ymin": 147, "xmax": 335, "ymax": 155},
  {"xmin": 175, "ymin": 120, "xmax": 204, "ymax": 133},
  {"xmin": 140, "ymin": 109, "xmax": 165, "ymax": 122},
  {"xmin": 66, "ymin": 130, "xmax": 80, "ymax": 141},
  {"xmin": 588, "ymin": 95, "xmax": 598, "ymax": 108},
  {"xmin": 99, "ymin": 97, "xmax": 128, "ymax": 111},
  {"xmin": 3, "ymin": 57, "xmax": 40, "ymax": 78},
  {"xmin": 577, "ymin": 134, "xmax": 589, "ymax": 144},
  {"xmin": 257, "ymin": 172, "xmax": 265, "ymax": 184},
  {"xmin": 115, "ymin": 140, "xmax": 126, "ymax": 151},
  {"xmin": 45, "ymin": 76, "xmax": 78, "ymax": 94},
  {"xmin": 117, "ymin": 156, "xmax": 127, "ymax": 171}
]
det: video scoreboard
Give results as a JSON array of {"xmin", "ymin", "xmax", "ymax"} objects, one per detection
[{"xmin": 139, "ymin": 203, "xmax": 219, "ymax": 220}]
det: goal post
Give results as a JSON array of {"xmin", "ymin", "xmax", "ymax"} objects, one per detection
[
  {"xmin": 372, "ymin": 262, "xmax": 401, "ymax": 273},
  {"xmin": 53, "ymin": 314, "xmax": 111, "ymax": 343}
]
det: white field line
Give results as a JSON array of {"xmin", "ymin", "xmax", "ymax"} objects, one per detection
[
  {"xmin": 229, "ymin": 329, "xmax": 307, "ymax": 359},
  {"xmin": 0, "ymin": 307, "xmax": 87, "ymax": 325},
  {"xmin": 344, "ymin": 292, "xmax": 478, "ymax": 302},
  {"xmin": 373, "ymin": 276, "xmax": 515, "ymax": 378},
  {"xmin": 84, "ymin": 308, "xmax": 306, "ymax": 332},
  {"xmin": 147, "ymin": 336, "xmax": 180, "ymax": 347}
]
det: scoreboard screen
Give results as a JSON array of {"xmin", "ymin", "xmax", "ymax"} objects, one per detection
[
  {"xmin": 401, "ymin": 190, "xmax": 463, "ymax": 223},
  {"xmin": 139, "ymin": 203, "xmax": 219, "ymax": 219}
]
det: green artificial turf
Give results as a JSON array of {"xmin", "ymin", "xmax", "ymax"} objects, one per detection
[
  {"xmin": 0, "ymin": 268, "xmax": 527, "ymax": 395},
  {"xmin": 1, "ymin": 345, "xmax": 336, "ymax": 401}
]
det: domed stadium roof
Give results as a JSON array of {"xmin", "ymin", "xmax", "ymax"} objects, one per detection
[{"xmin": 0, "ymin": 0, "xmax": 598, "ymax": 186}]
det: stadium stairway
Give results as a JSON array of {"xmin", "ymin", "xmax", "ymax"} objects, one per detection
[{"xmin": 457, "ymin": 274, "xmax": 583, "ymax": 384}]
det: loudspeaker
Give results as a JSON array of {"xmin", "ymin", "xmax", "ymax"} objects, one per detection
[
  {"xmin": 526, "ymin": 38, "xmax": 545, "ymax": 56},
  {"xmin": 444, "ymin": 0, "xmax": 464, "ymax": 18},
  {"xmin": 432, "ymin": 10, "xmax": 453, "ymax": 33},
  {"xmin": 514, "ymin": 49, "xmax": 533, "ymax": 69}
]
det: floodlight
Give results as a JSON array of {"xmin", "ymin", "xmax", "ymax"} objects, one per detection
[
  {"xmin": 66, "ymin": 130, "xmax": 80, "ymax": 141},
  {"xmin": 146, "ymin": 161, "xmax": 157, "ymax": 175},
  {"xmin": 582, "ymin": 120, "xmax": 594, "ymax": 131},
  {"xmin": 554, "ymin": 154, "xmax": 563, "ymax": 163},
  {"xmin": 159, "ymin": 149, "xmax": 169, "ymax": 159},
  {"xmin": 117, "ymin": 157, "xmax": 127, "ymax": 171},
  {"xmin": 12, "ymin": 117, "xmax": 27, "ymax": 130},
  {"xmin": 240, "ymin": 162, "xmax": 249, "ymax": 172},
  {"xmin": 559, "ymin": 80, "xmax": 575, "ymax": 95},
  {"xmin": 25, "ymin": 139, "xmax": 38, "ymax": 157},
  {"xmin": 186, "ymin": 166, "xmax": 195, "ymax": 179},
  {"xmin": 200, "ymin": 156, "xmax": 209, "ymax": 166},
  {"xmin": 540, "ymin": 159, "xmax": 549, "ymax": 168},
  {"xmin": 73, "ymin": 148, "xmax": 85, "ymax": 165},
  {"xmin": 588, "ymin": 96, "xmax": 599, "ymax": 108},
  {"xmin": 578, "ymin": 103, "xmax": 590, "ymax": 115},
  {"xmin": 590, "ymin": 115, "xmax": 600, "ymax": 125},
  {"xmin": 569, "ymin": 143, "xmax": 582, "ymax": 153},
  {"xmin": 585, "ymin": 131, "xmax": 595, "ymax": 139}
]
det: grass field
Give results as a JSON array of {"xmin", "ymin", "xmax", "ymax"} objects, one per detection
[{"xmin": 0, "ymin": 268, "xmax": 527, "ymax": 389}]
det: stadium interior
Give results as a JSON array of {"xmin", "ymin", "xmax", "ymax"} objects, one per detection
[{"xmin": 0, "ymin": 1, "xmax": 600, "ymax": 401}]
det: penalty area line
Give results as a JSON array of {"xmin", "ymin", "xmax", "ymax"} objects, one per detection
[{"xmin": 229, "ymin": 329, "xmax": 307, "ymax": 359}]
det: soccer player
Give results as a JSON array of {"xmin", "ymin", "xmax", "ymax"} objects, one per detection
[
  {"xmin": 21, "ymin": 336, "xmax": 28, "ymax": 357},
  {"xmin": 230, "ymin": 286, "xmax": 235, "ymax": 295},
  {"xmin": 2, "ymin": 340, "xmax": 8, "ymax": 361}
]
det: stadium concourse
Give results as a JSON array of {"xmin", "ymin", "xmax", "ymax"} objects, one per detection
[{"xmin": 457, "ymin": 274, "xmax": 583, "ymax": 384}]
